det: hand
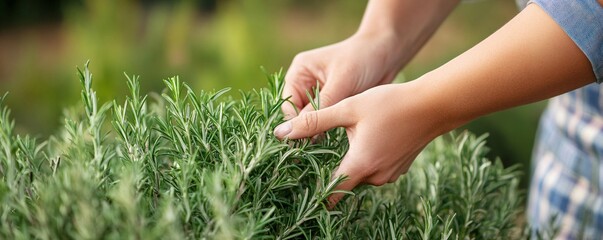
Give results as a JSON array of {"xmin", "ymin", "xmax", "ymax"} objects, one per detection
[
  {"xmin": 282, "ymin": 32, "xmax": 404, "ymax": 118},
  {"xmin": 274, "ymin": 80, "xmax": 453, "ymax": 207}
]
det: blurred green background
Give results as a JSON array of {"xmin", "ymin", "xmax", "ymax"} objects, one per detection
[{"xmin": 0, "ymin": 0, "xmax": 544, "ymax": 187}]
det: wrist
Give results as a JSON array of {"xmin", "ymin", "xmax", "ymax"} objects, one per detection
[
  {"xmin": 355, "ymin": 16, "xmax": 402, "ymax": 41},
  {"xmin": 408, "ymin": 75, "xmax": 471, "ymax": 136},
  {"xmin": 349, "ymin": 30, "xmax": 407, "ymax": 73},
  {"xmin": 352, "ymin": 28, "xmax": 400, "ymax": 50}
]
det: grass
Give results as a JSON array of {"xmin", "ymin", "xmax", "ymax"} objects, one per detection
[{"xmin": 0, "ymin": 63, "xmax": 527, "ymax": 239}]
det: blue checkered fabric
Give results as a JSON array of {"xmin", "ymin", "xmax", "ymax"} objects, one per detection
[{"xmin": 530, "ymin": 87, "xmax": 603, "ymax": 239}]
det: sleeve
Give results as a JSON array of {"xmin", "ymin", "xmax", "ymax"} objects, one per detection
[{"xmin": 528, "ymin": 0, "xmax": 603, "ymax": 83}]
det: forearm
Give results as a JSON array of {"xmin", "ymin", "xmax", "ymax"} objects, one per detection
[
  {"xmin": 356, "ymin": 0, "xmax": 460, "ymax": 68},
  {"xmin": 415, "ymin": 4, "xmax": 595, "ymax": 133}
]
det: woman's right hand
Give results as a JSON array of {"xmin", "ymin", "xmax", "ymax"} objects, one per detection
[
  {"xmin": 281, "ymin": 32, "xmax": 405, "ymax": 118},
  {"xmin": 275, "ymin": 80, "xmax": 456, "ymax": 207}
]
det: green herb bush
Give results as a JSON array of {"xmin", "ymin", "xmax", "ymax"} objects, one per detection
[{"xmin": 0, "ymin": 63, "xmax": 524, "ymax": 239}]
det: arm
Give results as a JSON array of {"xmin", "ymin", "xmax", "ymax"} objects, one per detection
[
  {"xmin": 281, "ymin": 0, "xmax": 460, "ymax": 117},
  {"xmin": 275, "ymin": 4, "xmax": 595, "ymax": 207},
  {"xmin": 422, "ymin": 3, "xmax": 595, "ymax": 131}
]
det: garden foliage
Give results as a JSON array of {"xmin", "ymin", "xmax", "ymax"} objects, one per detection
[{"xmin": 0, "ymin": 63, "xmax": 523, "ymax": 239}]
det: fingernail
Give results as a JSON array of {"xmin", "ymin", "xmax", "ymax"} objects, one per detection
[{"xmin": 274, "ymin": 121, "xmax": 292, "ymax": 138}]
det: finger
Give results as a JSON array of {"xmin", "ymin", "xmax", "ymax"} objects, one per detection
[
  {"xmin": 281, "ymin": 88, "xmax": 304, "ymax": 120},
  {"xmin": 326, "ymin": 153, "xmax": 365, "ymax": 208},
  {"xmin": 273, "ymin": 104, "xmax": 350, "ymax": 140},
  {"xmin": 282, "ymin": 58, "xmax": 317, "ymax": 119},
  {"xmin": 299, "ymin": 82, "xmax": 350, "ymax": 114},
  {"xmin": 282, "ymin": 72, "xmax": 307, "ymax": 119}
]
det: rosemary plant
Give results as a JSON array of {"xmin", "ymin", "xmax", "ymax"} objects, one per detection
[{"xmin": 0, "ymin": 63, "xmax": 528, "ymax": 239}]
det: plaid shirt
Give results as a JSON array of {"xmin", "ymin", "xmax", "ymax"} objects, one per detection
[{"xmin": 527, "ymin": 1, "xmax": 603, "ymax": 238}]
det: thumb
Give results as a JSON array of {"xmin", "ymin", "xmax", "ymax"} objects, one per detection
[{"xmin": 273, "ymin": 104, "xmax": 349, "ymax": 140}]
